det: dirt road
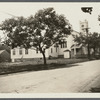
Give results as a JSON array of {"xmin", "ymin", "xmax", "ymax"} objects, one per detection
[{"xmin": 0, "ymin": 60, "xmax": 100, "ymax": 93}]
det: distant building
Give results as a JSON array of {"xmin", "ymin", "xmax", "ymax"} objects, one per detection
[
  {"xmin": 0, "ymin": 43, "xmax": 11, "ymax": 62},
  {"xmin": 71, "ymin": 20, "xmax": 94, "ymax": 58},
  {"xmin": 71, "ymin": 44, "xmax": 88, "ymax": 58},
  {"xmin": 0, "ymin": 50, "xmax": 10, "ymax": 62},
  {"xmin": 80, "ymin": 19, "xmax": 88, "ymax": 34},
  {"xmin": 0, "ymin": 44, "xmax": 10, "ymax": 53}
]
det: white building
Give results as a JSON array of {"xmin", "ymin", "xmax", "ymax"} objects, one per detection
[
  {"xmin": 11, "ymin": 47, "xmax": 49, "ymax": 62},
  {"xmin": 11, "ymin": 20, "xmax": 89, "ymax": 62},
  {"xmin": 11, "ymin": 30, "xmax": 79, "ymax": 62}
]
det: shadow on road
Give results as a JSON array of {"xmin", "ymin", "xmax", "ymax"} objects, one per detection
[{"xmin": 0, "ymin": 63, "xmax": 79, "ymax": 75}]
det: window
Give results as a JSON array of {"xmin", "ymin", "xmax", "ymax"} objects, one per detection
[
  {"xmin": 76, "ymin": 48, "xmax": 79, "ymax": 53},
  {"xmin": 64, "ymin": 41, "xmax": 67, "ymax": 48},
  {"xmin": 63, "ymin": 43, "xmax": 64, "ymax": 48},
  {"xmin": 56, "ymin": 47, "xmax": 57, "ymax": 52},
  {"xmin": 51, "ymin": 48, "xmax": 53, "ymax": 53},
  {"xmin": 81, "ymin": 25, "xmax": 84, "ymax": 27},
  {"xmin": 61, "ymin": 42, "xmax": 67, "ymax": 48},
  {"xmin": 19, "ymin": 49, "xmax": 22, "ymax": 55},
  {"xmin": 25, "ymin": 49, "xmax": 28, "ymax": 54},
  {"xmin": 36, "ymin": 49, "xmax": 38, "ymax": 53},
  {"xmin": 13, "ymin": 49, "xmax": 15, "ymax": 55}
]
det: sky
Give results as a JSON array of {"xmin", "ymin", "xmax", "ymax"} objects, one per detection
[{"xmin": 0, "ymin": 2, "xmax": 100, "ymax": 39}]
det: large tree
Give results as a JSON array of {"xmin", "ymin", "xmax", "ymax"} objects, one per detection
[{"xmin": 0, "ymin": 8, "xmax": 72, "ymax": 65}]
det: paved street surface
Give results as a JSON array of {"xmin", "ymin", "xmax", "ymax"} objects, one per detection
[{"xmin": 0, "ymin": 60, "xmax": 100, "ymax": 93}]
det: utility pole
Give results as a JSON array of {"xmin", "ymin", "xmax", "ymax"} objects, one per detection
[
  {"xmin": 81, "ymin": 7, "xmax": 93, "ymax": 59},
  {"xmin": 86, "ymin": 28, "xmax": 90, "ymax": 59}
]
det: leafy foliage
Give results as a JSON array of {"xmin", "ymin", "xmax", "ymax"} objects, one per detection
[
  {"xmin": 0, "ymin": 17, "xmax": 28, "ymax": 48},
  {"xmin": 0, "ymin": 7, "xmax": 72, "ymax": 64},
  {"xmin": 73, "ymin": 32, "xmax": 100, "ymax": 57}
]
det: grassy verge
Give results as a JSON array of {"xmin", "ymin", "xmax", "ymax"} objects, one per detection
[{"xmin": 0, "ymin": 58, "xmax": 89, "ymax": 75}]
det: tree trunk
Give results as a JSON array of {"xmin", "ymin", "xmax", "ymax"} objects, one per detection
[
  {"xmin": 87, "ymin": 43, "xmax": 90, "ymax": 59},
  {"xmin": 39, "ymin": 46, "xmax": 47, "ymax": 66},
  {"xmin": 41, "ymin": 51, "xmax": 47, "ymax": 65},
  {"xmin": 86, "ymin": 28, "xmax": 90, "ymax": 59},
  {"xmin": 99, "ymin": 48, "xmax": 100, "ymax": 56},
  {"xmin": 93, "ymin": 47, "xmax": 96, "ymax": 57}
]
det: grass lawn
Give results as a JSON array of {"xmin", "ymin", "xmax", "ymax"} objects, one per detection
[{"xmin": 0, "ymin": 58, "xmax": 89, "ymax": 75}]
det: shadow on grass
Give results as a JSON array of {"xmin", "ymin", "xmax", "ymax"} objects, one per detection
[{"xmin": 0, "ymin": 63, "xmax": 79, "ymax": 75}]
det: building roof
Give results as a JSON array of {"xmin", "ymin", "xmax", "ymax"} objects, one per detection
[
  {"xmin": 64, "ymin": 49, "xmax": 70, "ymax": 52},
  {"xmin": 71, "ymin": 44, "xmax": 82, "ymax": 49}
]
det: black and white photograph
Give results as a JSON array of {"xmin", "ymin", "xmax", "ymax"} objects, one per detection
[{"xmin": 0, "ymin": 2, "xmax": 100, "ymax": 96}]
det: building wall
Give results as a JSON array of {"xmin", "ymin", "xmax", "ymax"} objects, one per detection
[
  {"xmin": 58, "ymin": 35, "xmax": 73, "ymax": 55},
  {"xmin": 11, "ymin": 31, "xmax": 79, "ymax": 62},
  {"xmin": 48, "ymin": 35, "xmax": 74, "ymax": 57},
  {"xmin": 48, "ymin": 44, "xmax": 58, "ymax": 57},
  {"xmin": 64, "ymin": 51, "xmax": 70, "ymax": 58},
  {"xmin": 71, "ymin": 46, "xmax": 88, "ymax": 58},
  {"xmin": 76, "ymin": 47, "xmax": 87, "ymax": 58},
  {"xmin": 11, "ymin": 48, "xmax": 49, "ymax": 62}
]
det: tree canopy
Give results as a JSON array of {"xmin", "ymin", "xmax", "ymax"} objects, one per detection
[
  {"xmin": 73, "ymin": 32, "xmax": 100, "ymax": 58},
  {"xmin": 0, "ymin": 7, "xmax": 72, "ymax": 65}
]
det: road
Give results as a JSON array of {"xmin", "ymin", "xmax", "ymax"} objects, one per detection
[{"xmin": 0, "ymin": 60, "xmax": 100, "ymax": 93}]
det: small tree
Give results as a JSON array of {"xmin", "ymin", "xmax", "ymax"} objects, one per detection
[
  {"xmin": 73, "ymin": 32, "xmax": 91, "ymax": 59},
  {"xmin": 0, "ymin": 8, "xmax": 72, "ymax": 65},
  {"xmin": 98, "ymin": 34, "xmax": 100, "ymax": 55},
  {"xmin": 73, "ymin": 32, "xmax": 100, "ymax": 59},
  {"xmin": 89, "ymin": 32, "xmax": 100, "ymax": 57}
]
